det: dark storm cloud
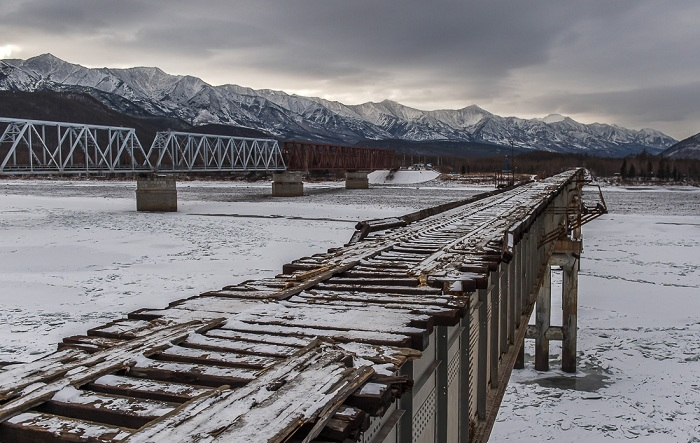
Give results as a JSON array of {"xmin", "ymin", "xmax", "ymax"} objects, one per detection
[
  {"xmin": 533, "ymin": 81, "xmax": 700, "ymax": 137},
  {"xmin": 1, "ymin": 0, "xmax": 698, "ymax": 138},
  {"xmin": 0, "ymin": 0, "xmax": 157, "ymax": 33}
]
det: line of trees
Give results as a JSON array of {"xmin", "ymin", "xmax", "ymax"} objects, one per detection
[{"xmin": 417, "ymin": 151, "xmax": 700, "ymax": 182}]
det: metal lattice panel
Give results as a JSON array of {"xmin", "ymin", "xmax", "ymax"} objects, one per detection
[
  {"xmin": 359, "ymin": 414, "xmax": 385, "ymax": 443},
  {"xmin": 448, "ymin": 352, "xmax": 461, "ymax": 388},
  {"xmin": 412, "ymin": 387, "xmax": 437, "ymax": 441}
]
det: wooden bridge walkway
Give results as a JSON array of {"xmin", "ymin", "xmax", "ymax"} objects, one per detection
[{"xmin": 0, "ymin": 168, "xmax": 604, "ymax": 442}]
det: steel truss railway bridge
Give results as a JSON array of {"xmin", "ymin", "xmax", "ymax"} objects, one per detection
[
  {"xmin": 0, "ymin": 169, "xmax": 607, "ymax": 442},
  {"xmin": 0, "ymin": 118, "xmax": 394, "ymax": 175}
]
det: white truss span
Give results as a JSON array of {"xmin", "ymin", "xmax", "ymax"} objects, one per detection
[
  {"xmin": 0, "ymin": 118, "xmax": 149, "ymax": 174},
  {"xmin": 147, "ymin": 131, "xmax": 285, "ymax": 172},
  {"xmin": 0, "ymin": 118, "xmax": 286, "ymax": 174}
]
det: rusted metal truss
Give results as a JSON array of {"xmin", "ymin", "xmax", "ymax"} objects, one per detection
[
  {"xmin": 282, "ymin": 141, "xmax": 395, "ymax": 171},
  {"xmin": 539, "ymin": 183, "xmax": 608, "ymax": 247}
]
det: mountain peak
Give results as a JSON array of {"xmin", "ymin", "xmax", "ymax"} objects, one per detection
[{"xmin": 540, "ymin": 113, "xmax": 567, "ymax": 124}]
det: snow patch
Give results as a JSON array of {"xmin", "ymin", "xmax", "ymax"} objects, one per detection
[{"xmin": 368, "ymin": 169, "xmax": 440, "ymax": 185}]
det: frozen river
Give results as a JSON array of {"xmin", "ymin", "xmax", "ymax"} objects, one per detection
[{"xmin": 1, "ymin": 177, "xmax": 699, "ymax": 440}]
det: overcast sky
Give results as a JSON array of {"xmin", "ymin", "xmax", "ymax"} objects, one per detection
[{"xmin": 1, "ymin": 0, "xmax": 698, "ymax": 139}]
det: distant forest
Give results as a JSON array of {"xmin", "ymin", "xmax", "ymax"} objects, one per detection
[{"xmin": 405, "ymin": 151, "xmax": 700, "ymax": 182}]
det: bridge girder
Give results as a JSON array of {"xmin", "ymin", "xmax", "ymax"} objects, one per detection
[{"xmin": 282, "ymin": 141, "xmax": 395, "ymax": 171}]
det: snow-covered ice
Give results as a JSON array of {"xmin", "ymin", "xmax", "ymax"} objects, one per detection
[{"xmin": 1, "ymin": 178, "xmax": 699, "ymax": 440}]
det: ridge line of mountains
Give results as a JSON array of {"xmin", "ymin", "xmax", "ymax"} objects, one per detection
[{"xmin": 1, "ymin": 53, "xmax": 697, "ymax": 158}]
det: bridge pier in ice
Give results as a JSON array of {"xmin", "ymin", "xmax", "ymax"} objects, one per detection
[
  {"xmin": 272, "ymin": 171, "xmax": 304, "ymax": 197},
  {"xmin": 345, "ymin": 171, "xmax": 369, "ymax": 189},
  {"xmin": 135, "ymin": 174, "xmax": 177, "ymax": 212}
]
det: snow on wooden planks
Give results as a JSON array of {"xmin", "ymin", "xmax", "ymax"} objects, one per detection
[{"xmin": 124, "ymin": 340, "xmax": 373, "ymax": 443}]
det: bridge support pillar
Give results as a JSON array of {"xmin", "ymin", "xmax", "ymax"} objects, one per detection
[
  {"xmin": 272, "ymin": 172, "xmax": 304, "ymax": 197},
  {"xmin": 534, "ymin": 264, "xmax": 551, "ymax": 371},
  {"xmin": 562, "ymin": 257, "xmax": 579, "ymax": 373},
  {"xmin": 345, "ymin": 171, "xmax": 369, "ymax": 189},
  {"xmin": 514, "ymin": 341, "xmax": 525, "ymax": 369},
  {"xmin": 136, "ymin": 175, "xmax": 177, "ymax": 212}
]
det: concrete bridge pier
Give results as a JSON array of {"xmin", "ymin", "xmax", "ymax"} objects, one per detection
[
  {"xmin": 136, "ymin": 174, "xmax": 177, "ymax": 212},
  {"xmin": 272, "ymin": 172, "xmax": 304, "ymax": 197},
  {"xmin": 345, "ymin": 171, "xmax": 369, "ymax": 189}
]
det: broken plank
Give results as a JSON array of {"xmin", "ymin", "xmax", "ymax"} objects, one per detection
[
  {"xmin": 35, "ymin": 385, "xmax": 177, "ymax": 429},
  {"xmin": 0, "ymin": 319, "xmax": 220, "ymax": 413},
  {"xmin": 153, "ymin": 345, "xmax": 279, "ymax": 369},
  {"xmin": 87, "ymin": 319, "xmax": 153, "ymax": 339},
  {"xmin": 205, "ymin": 328, "xmax": 310, "ymax": 347},
  {"xmin": 127, "ymin": 355, "xmax": 257, "ymax": 388},
  {"xmin": 84, "ymin": 374, "xmax": 212, "ymax": 403},
  {"xmin": 313, "ymin": 282, "xmax": 443, "ymax": 296},
  {"xmin": 218, "ymin": 320, "xmax": 414, "ymax": 348},
  {"xmin": 183, "ymin": 333, "xmax": 298, "ymax": 358},
  {"xmin": 125, "ymin": 340, "xmax": 372, "ymax": 443},
  {"xmin": 0, "ymin": 411, "xmax": 132, "ymax": 442}
]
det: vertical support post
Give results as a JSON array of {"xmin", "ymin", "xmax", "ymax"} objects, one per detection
[
  {"xmin": 521, "ymin": 232, "xmax": 530, "ymax": 314},
  {"xmin": 508, "ymin": 255, "xmax": 516, "ymax": 345},
  {"xmin": 514, "ymin": 340, "xmax": 525, "ymax": 369},
  {"xmin": 562, "ymin": 258, "xmax": 579, "ymax": 373},
  {"xmin": 459, "ymin": 315, "xmax": 470, "ymax": 443},
  {"xmin": 513, "ymin": 243, "xmax": 522, "ymax": 332},
  {"xmin": 499, "ymin": 266, "xmax": 509, "ymax": 355},
  {"xmin": 535, "ymin": 264, "xmax": 551, "ymax": 371},
  {"xmin": 489, "ymin": 271, "xmax": 500, "ymax": 388},
  {"xmin": 477, "ymin": 288, "xmax": 488, "ymax": 420},
  {"xmin": 398, "ymin": 361, "xmax": 414, "ymax": 441},
  {"xmin": 436, "ymin": 326, "xmax": 448, "ymax": 443}
]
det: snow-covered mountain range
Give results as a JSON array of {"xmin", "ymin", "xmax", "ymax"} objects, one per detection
[
  {"xmin": 0, "ymin": 54, "xmax": 677, "ymax": 156},
  {"xmin": 662, "ymin": 132, "xmax": 700, "ymax": 159}
]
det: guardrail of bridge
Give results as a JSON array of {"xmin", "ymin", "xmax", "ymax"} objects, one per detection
[{"xmin": 0, "ymin": 117, "xmax": 149, "ymax": 174}]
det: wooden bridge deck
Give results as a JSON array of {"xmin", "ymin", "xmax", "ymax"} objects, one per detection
[{"xmin": 0, "ymin": 169, "xmax": 591, "ymax": 442}]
